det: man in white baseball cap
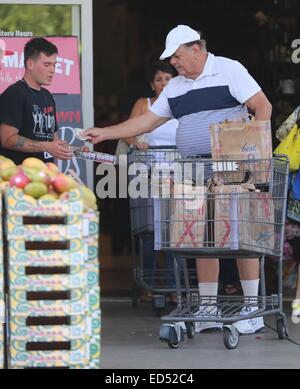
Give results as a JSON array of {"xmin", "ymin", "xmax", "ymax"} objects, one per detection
[{"xmin": 84, "ymin": 25, "xmax": 272, "ymax": 335}]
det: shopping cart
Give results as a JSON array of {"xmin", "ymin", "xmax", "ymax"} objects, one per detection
[
  {"xmin": 127, "ymin": 146, "xmax": 198, "ymax": 313},
  {"xmin": 155, "ymin": 153, "xmax": 289, "ymax": 350}
]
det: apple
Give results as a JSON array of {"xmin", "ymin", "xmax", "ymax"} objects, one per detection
[
  {"xmin": 22, "ymin": 157, "xmax": 47, "ymax": 171},
  {"xmin": 9, "ymin": 171, "xmax": 31, "ymax": 189},
  {"xmin": 52, "ymin": 174, "xmax": 78, "ymax": 194},
  {"xmin": 24, "ymin": 182, "xmax": 48, "ymax": 199}
]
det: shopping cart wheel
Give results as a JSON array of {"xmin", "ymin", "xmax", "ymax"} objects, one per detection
[
  {"xmin": 185, "ymin": 322, "xmax": 196, "ymax": 339},
  {"xmin": 168, "ymin": 339, "xmax": 180, "ymax": 349},
  {"xmin": 132, "ymin": 288, "xmax": 139, "ymax": 308},
  {"xmin": 277, "ymin": 317, "xmax": 288, "ymax": 340},
  {"xmin": 160, "ymin": 324, "xmax": 184, "ymax": 350},
  {"xmin": 223, "ymin": 326, "xmax": 240, "ymax": 350}
]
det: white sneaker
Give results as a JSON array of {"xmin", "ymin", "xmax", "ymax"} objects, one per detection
[
  {"xmin": 233, "ymin": 306, "xmax": 264, "ymax": 335},
  {"xmin": 292, "ymin": 300, "xmax": 300, "ymax": 324},
  {"xmin": 193, "ymin": 306, "xmax": 223, "ymax": 333},
  {"xmin": 292, "ymin": 300, "xmax": 300, "ymax": 317}
]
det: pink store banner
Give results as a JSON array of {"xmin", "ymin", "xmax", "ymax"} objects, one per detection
[{"xmin": 0, "ymin": 36, "xmax": 81, "ymax": 94}]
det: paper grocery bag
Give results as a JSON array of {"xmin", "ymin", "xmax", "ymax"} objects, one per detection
[
  {"xmin": 210, "ymin": 120, "xmax": 273, "ymax": 184},
  {"xmin": 248, "ymin": 192, "xmax": 275, "ymax": 253},
  {"xmin": 170, "ymin": 184, "xmax": 206, "ymax": 249},
  {"xmin": 213, "ymin": 185, "xmax": 246, "ymax": 249}
]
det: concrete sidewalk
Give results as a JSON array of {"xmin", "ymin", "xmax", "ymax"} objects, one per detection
[{"xmin": 101, "ymin": 300, "xmax": 300, "ymax": 369}]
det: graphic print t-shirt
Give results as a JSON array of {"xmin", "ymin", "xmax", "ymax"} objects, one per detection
[{"xmin": 0, "ymin": 80, "xmax": 58, "ymax": 164}]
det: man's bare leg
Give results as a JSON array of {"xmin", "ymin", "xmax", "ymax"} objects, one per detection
[
  {"xmin": 237, "ymin": 258, "xmax": 259, "ymax": 281},
  {"xmin": 197, "ymin": 258, "xmax": 219, "ymax": 282},
  {"xmin": 197, "ymin": 258, "xmax": 219, "ymax": 304}
]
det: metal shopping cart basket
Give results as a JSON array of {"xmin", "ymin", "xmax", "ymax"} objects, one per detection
[
  {"xmin": 127, "ymin": 146, "xmax": 198, "ymax": 313},
  {"xmin": 155, "ymin": 153, "xmax": 289, "ymax": 350}
]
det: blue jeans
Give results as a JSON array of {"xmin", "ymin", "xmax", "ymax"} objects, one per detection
[{"xmin": 141, "ymin": 234, "xmax": 176, "ymax": 289}]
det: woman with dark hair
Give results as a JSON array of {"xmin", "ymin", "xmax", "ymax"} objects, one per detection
[
  {"xmin": 116, "ymin": 61, "xmax": 178, "ymax": 303},
  {"xmin": 116, "ymin": 61, "xmax": 178, "ymax": 154}
]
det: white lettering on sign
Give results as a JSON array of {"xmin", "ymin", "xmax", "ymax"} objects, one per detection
[
  {"xmin": 3, "ymin": 53, "xmax": 75, "ymax": 76},
  {"xmin": 56, "ymin": 57, "xmax": 75, "ymax": 76},
  {"xmin": 3, "ymin": 52, "xmax": 24, "ymax": 68},
  {"xmin": 0, "ymin": 30, "xmax": 33, "ymax": 37},
  {"xmin": 291, "ymin": 39, "xmax": 300, "ymax": 64}
]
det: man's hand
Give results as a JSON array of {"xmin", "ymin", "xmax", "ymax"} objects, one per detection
[
  {"xmin": 44, "ymin": 140, "xmax": 74, "ymax": 160},
  {"xmin": 137, "ymin": 142, "xmax": 149, "ymax": 151},
  {"xmin": 82, "ymin": 128, "xmax": 106, "ymax": 145}
]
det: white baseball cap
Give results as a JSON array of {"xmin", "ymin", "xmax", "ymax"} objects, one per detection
[{"xmin": 160, "ymin": 25, "xmax": 201, "ymax": 60}]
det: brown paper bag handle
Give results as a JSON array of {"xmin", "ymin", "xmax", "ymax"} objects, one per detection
[{"xmin": 221, "ymin": 115, "xmax": 255, "ymax": 131}]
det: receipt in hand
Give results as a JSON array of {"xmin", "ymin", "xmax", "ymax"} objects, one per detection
[{"xmin": 74, "ymin": 128, "xmax": 90, "ymax": 141}]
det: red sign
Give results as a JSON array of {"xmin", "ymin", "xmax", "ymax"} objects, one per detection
[{"xmin": 0, "ymin": 37, "xmax": 81, "ymax": 94}]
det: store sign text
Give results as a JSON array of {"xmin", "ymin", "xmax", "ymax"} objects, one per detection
[{"xmin": 2, "ymin": 53, "xmax": 75, "ymax": 76}]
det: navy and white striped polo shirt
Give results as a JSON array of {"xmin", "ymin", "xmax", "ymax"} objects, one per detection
[{"xmin": 150, "ymin": 53, "xmax": 261, "ymax": 157}]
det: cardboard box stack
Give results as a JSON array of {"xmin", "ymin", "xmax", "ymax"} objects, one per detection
[{"xmin": 5, "ymin": 188, "xmax": 100, "ymax": 369}]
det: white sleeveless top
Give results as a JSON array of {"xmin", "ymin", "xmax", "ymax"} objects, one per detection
[{"xmin": 139, "ymin": 98, "xmax": 177, "ymax": 146}]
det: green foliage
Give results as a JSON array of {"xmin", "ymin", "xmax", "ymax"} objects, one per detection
[{"xmin": 0, "ymin": 4, "xmax": 73, "ymax": 36}]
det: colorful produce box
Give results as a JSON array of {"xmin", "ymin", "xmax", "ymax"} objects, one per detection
[
  {"xmin": 10, "ymin": 321, "xmax": 86, "ymax": 342},
  {"xmin": 83, "ymin": 212, "xmax": 100, "ymax": 238},
  {"xmin": 9, "ymin": 268, "xmax": 87, "ymax": 291},
  {"xmin": 85, "ymin": 238, "xmax": 99, "ymax": 263},
  {"xmin": 8, "ymin": 240, "xmax": 86, "ymax": 267},
  {"xmin": 9, "ymin": 289, "xmax": 87, "ymax": 317},
  {"xmin": 5, "ymin": 187, "xmax": 84, "ymax": 217},
  {"xmin": 10, "ymin": 343, "xmax": 88, "ymax": 369},
  {"xmin": 6, "ymin": 215, "xmax": 84, "ymax": 241}
]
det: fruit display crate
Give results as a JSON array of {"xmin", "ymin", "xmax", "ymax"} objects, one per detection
[
  {"xmin": 7, "ymin": 244, "xmax": 100, "ymax": 369},
  {"xmin": 5, "ymin": 188, "xmax": 91, "ymax": 242},
  {"xmin": 8, "ymin": 287, "xmax": 100, "ymax": 369},
  {"xmin": 4, "ymin": 188, "xmax": 100, "ymax": 369}
]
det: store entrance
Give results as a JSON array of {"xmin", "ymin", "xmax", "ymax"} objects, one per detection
[{"xmin": 93, "ymin": 0, "xmax": 300, "ymax": 297}]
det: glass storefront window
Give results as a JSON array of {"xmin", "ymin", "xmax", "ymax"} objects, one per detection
[
  {"xmin": 0, "ymin": 4, "xmax": 77, "ymax": 36},
  {"xmin": 0, "ymin": 0, "xmax": 93, "ymax": 187}
]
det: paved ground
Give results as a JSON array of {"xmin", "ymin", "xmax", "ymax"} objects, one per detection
[{"xmin": 101, "ymin": 299, "xmax": 300, "ymax": 369}]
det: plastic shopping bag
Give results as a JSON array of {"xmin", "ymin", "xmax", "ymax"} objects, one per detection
[{"xmin": 274, "ymin": 124, "xmax": 300, "ymax": 172}]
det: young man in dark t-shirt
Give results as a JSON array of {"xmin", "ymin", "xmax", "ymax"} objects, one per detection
[{"xmin": 0, "ymin": 37, "xmax": 73, "ymax": 165}]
